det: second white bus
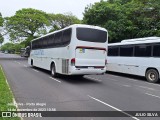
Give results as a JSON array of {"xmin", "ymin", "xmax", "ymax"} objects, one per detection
[
  {"xmin": 28, "ymin": 24, "xmax": 108, "ymax": 77},
  {"xmin": 107, "ymin": 37, "xmax": 160, "ymax": 83}
]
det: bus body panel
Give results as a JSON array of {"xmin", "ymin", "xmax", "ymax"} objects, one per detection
[
  {"xmin": 29, "ymin": 46, "xmax": 70, "ymax": 73},
  {"xmin": 69, "ymin": 66, "xmax": 106, "ymax": 75},
  {"xmin": 75, "ymin": 48, "xmax": 106, "ymax": 67},
  {"xmin": 107, "ymin": 57, "xmax": 160, "ymax": 78},
  {"xmin": 28, "ymin": 24, "xmax": 108, "ymax": 76},
  {"xmin": 107, "ymin": 37, "xmax": 160, "ymax": 81},
  {"xmin": 69, "ymin": 26, "xmax": 107, "ymax": 74}
]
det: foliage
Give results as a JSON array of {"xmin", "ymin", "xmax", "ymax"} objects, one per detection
[
  {"xmin": 83, "ymin": 0, "xmax": 160, "ymax": 43},
  {"xmin": 48, "ymin": 13, "xmax": 81, "ymax": 32},
  {"xmin": 0, "ymin": 13, "xmax": 4, "ymax": 45},
  {"xmin": 0, "ymin": 34, "xmax": 4, "ymax": 45},
  {"xmin": 0, "ymin": 42, "xmax": 25, "ymax": 53},
  {"xmin": 0, "ymin": 42, "xmax": 15, "ymax": 53},
  {"xmin": 0, "ymin": 12, "xmax": 3, "ymax": 26},
  {"xmin": 5, "ymin": 8, "xmax": 50, "ymax": 43},
  {"xmin": 5, "ymin": 9, "xmax": 81, "ymax": 46}
]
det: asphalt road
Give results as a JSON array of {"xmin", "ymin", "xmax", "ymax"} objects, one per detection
[
  {"xmin": 0, "ymin": 52, "xmax": 27, "ymax": 60},
  {"xmin": 1, "ymin": 53, "xmax": 160, "ymax": 120}
]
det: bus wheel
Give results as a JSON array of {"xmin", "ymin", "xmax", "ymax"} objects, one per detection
[
  {"xmin": 76, "ymin": 75, "xmax": 84, "ymax": 78},
  {"xmin": 146, "ymin": 69, "xmax": 159, "ymax": 83},
  {"xmin": 31, "ymin": 59, "xmax": 34, "ymax": 67},
  {"xmin": 51, "ymin": 64, "xmax": 58, "ymax": 77}
]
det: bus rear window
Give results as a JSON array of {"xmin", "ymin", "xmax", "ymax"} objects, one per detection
[{"xmin": 76, "ymin": 28, "xmax": 107, "ymax": 43}]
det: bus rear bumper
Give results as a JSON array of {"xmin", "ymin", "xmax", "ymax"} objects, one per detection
[{"xmin": 69, "ymin": 67, "xmax": 106, "ymax": 75}]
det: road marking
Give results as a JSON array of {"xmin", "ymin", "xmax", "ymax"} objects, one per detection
[
  {"xmin": 136, "ymin": 85, "xmax": 155, "ymax": 91},
  {"xmin": 88, "ymin": 95, "xmax": 140, "ymax": 120},
  {"xmin": 14, "ymin": 61, "xmax": 21, "ymax": 65},
  {"xmin": 85, "ymin": 76, "xmax": 102, "ymax": 82},
  {"xmin": 33, "ymin": 69, "xmax": 39, "ymax": 72},
  {"xmin": 113, "ymin": 75, "xmax": 119, "ymax": 78},
  {"xmin": 23, "ymin": 65, "xmax": 27, "ymax": 67},
  {"xmin": 14, "ymin": 61, "xmax": 18, "ymax": 63},
  {"xmin": 49, "ymin": 77, "xmax": 61, "ymax": 83},
  {"xmin": 113, "ymin": 82, "xmax": 131, "ymax": 88},
  {"xmin": 122, "ymin": 84, "xmax": 131, "ymax": 87},
  {"xmin": 145, "ymin": 93, "xmax": 160, "ymax": 99},
  {"xmin": 108, "ymin": 78, "xmax": 118, "ymax": 81}
]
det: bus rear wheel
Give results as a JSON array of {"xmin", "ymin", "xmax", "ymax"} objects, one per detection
[
  {"xmin": 146, "ymin": 69, "xmax": 159, "ymax": 83},
  {"xmin": 51, "ymin": 64, "xmax": 58, "ymax": 78}
]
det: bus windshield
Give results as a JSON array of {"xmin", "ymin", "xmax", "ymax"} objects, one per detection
[{"xmin": 76, "ymin": 27, "xmax": 107, "ymax": 43}]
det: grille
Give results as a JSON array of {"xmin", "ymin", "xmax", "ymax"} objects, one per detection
[{"xmin": 62, "ymin": 59, "xmax": 69, "ymax": 74}]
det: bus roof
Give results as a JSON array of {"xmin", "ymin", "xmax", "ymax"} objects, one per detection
[
  {"xmin": 109, "ymin": 37, "xmax": 160, "ymax": 46},
  {"xmin": 121, "ymin": 37, "xmax": 160, "ymax": 43},
  {"xmin": 31, "ymin": 24, "xmax": 107, "ymax": 42}
]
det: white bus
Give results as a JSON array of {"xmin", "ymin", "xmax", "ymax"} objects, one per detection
[
  {"xmin": 28, "ymin": 24, "xmax": 108, "ymax": 77},
  {"xmin": 107, "ymin": 37, "xmax": 160, "ymax": 83}
]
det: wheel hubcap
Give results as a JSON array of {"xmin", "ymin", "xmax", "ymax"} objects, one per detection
[{"xmin": 149, "ymin": 73, "xmax": 155, "ymax": 81}]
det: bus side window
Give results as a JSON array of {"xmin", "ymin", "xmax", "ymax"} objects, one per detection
[
  {"xmin": 62, "ymin": 29, "xmax": 72, "ymax": 45},
  {"xmin": 55, "ymin": 32, "xmax": 62, "ymax": 47},
  {"xmin": 120, "ymin": 46, "xmax": 133, "ymax": 57},
  {"xmin": 153, "ymin": 44, "xmax": 160, "ymax": 57},
  {"xmin": 108, "ymin": 46, "xmax": 119, "ymax": 56},
  {"xmin": 134, "ymin": 45, "xmax": 151, "ymax": 57}
]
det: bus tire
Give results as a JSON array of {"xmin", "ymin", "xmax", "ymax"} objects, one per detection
[
  {"xmin": 76, "ymin": 75, "xmax": 84, "ymax": 78},
  {"xmin": 31, "ymin": 59, "xmax": 34, "ymax": 67},
  {"xmin": 146, "ymin": 69, "xmax": 159, "ymax": 83},
  {"xmin": 51, "ymin": 63, "xmax": 58, "ymax": 78}
]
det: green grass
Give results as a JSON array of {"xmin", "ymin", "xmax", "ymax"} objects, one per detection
[{"xmin": 0, "ymin": 65, "xmax": 20, "ymax": 120}]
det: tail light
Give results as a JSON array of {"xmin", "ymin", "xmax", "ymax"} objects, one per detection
[{"xmin": 71, "ymin": 58, "xmax": 75, "ymax": 66}]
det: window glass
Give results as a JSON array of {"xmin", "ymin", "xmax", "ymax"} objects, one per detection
[
  {"xmin": 31, "ymin": 28, "xmax": 71, "ymax": 49},
  {"xmin": 62, "ymin": 28, "xmax": 72, "ymax": 45},
  {"xmin": 55, "ymin": 32, "xmax": 62, "ymax": 46},
  {"xmin": 134, "ymin": 45, "xmax": 151, "ymax": 57},
  {"xmin": 42, "ymin": 38, "xmax": 48, "ymax": 48},
  {"xmin": 120, "ymin": 46, "xmax": 133, "ymax": 56},
  {"xmin": 108, "ymin": 46, "xmax": 119, "ymax": 56},
  {"xmin": 153, "ymin": 44, "xmax": 160, "ymax": 57},
  {"xmin": 47, "ymin": 35, "xmax": 55, "ymax": 48},
  {"xmin": 32, "ymin": 41, "xmax": 35, "ymax": 50},
  {"xmin": 77, "ymin": 28, "xmax": 107, "ymax": 43}
]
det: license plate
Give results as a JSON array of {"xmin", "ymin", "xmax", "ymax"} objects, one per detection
[
  {"xmin": 79, "ymin": 48, "xmax": 85, "ymax": 53},
  {"xmin": 88, "ymin": 67, "xmax": 94, "ymax": 69}
]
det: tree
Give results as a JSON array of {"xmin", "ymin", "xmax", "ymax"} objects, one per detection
[
  {"xmin": 0, "ymin": 34, "xmax": 4, "ymax": 46},
  {"xmin": 0, "ymin": 42, "xmax": 15, "ymax": 53},
  {"xmin": 48, "ymin": 13, "xmax": 81, "ymax": 32},
  {"xmin": 0, "ymin": 13, "xmax": 3, "ymax": 26},
  {"xmin": 0, "ymin": 13, "xmax": 4, "ymax": 45},
  {"xmin": 83, "ymin": 0, "xmax": 160, "ymax": 43},
  {"xmin": 5, "ymin": 8, "xmax": 50, "ymax": 43}
]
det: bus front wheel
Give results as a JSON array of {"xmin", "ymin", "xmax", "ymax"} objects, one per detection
[
  {"xmin": 51, "ymin": 64, "xmax": 58, "ymax": 78},
  {"xmin": 146, "ymin": 69, "xmax": 159, "ymax": 83}
]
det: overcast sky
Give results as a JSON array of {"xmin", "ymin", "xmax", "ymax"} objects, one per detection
[
  {"xmin": 0, "ymin": 0, "xmax": 100, "ymax": 19},
  {"xmin": 0, "ymin": 0, "xmax": 101, "ymax": 44}
]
